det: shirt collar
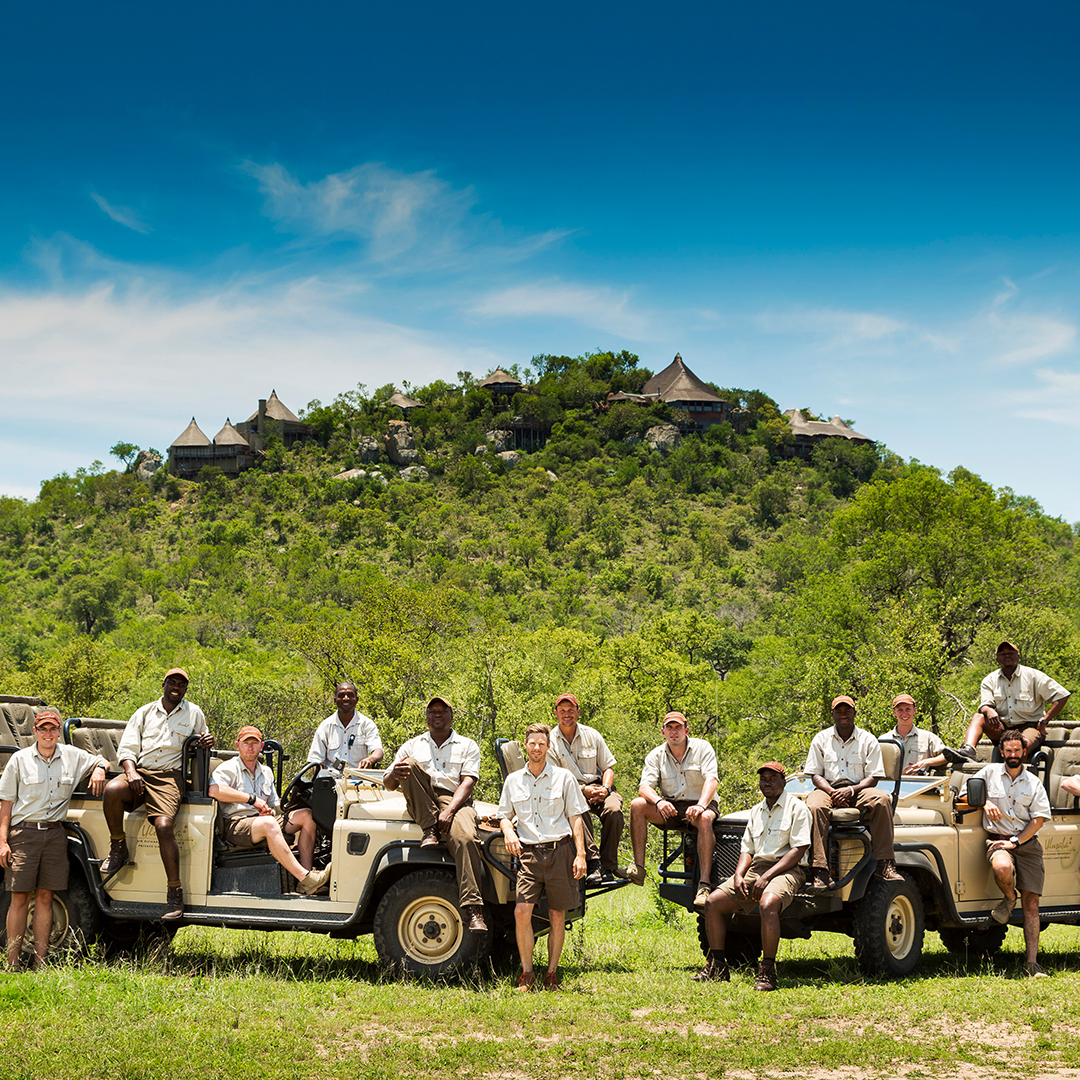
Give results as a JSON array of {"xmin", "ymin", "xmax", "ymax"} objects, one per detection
[{"xmin": 30, "ymin": 744, "xmax": 60, "ymax": 765}]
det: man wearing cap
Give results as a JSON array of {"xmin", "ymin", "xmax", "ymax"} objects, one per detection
[
  {"xmin": 697, "ymin": 761, "xmax": 810, "ymax": 991},
  {"xmin": 0, "ymin": 709, "xmax": 108, "ymax": 969},
  {"xmin": 100, "ymin": 668, "xmax": 214, "ymax": 919},
  {"xmin": 546, "ymin": 692, "xmax": 624, "ymax": 885},
  {"xmin": 383, "ymin": 696, "xmax": 488, "ymax": 931},
  {"xmin": 624, "ymin": 712, "xmax": 719, "ymax": 910},
  {"xmin": 306, "ymin": 681, "xmax": 384, "ymax": 777},
  {"xmin": 885, "ymin": 694, "xmax": 948, "ymax": 775},
  {"xmin": 209, "ymin": 727, "xmax": 328, "ymax": 895},
  {"xmin": 946, "ymin": 641, "xmax": 1069, "ymax": 763},
  {"xmin": 965, "ymin": 729, "xmax": 1052, "ymax": 977},
  {"xmin": 499, "ymin": 723, "xmax": 588, "ymax": 990},
  {"xmin": 804, "ymin": 696, "xmax": 903, "ymax": 890}
]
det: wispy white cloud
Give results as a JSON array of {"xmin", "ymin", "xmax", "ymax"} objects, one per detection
[
  {"xmin": 243, "ymin": 160, "xmax": 566, "ymax": 272},
  {"xmin": 90, "ymin": 193, "xmax": 152, "ymax": 234},
  {"xmin": 982, "ymin": 311, "xmax": 1076, "ymax": 366},
  {"xmin": 755, "ymin": 307, "xmax": 910, "ymax": 348},
  {"xmin": 469, "ymin": 279, "xmax": 649, "ymax": 338}
]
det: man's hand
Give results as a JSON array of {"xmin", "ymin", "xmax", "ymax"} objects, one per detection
[
  {"xmin": 572, "ymin": 852, "xmax": 587, "ymax": 880},
  {"xmin": 750, "ymin": 875, "xmax": 771, "ymax": 902},
  {"xmin": 734, "ymin": 873, "xmax": 751, "ymax": 900},
  {"xmin": 656, "ymin": 798, "xmax": 678, "ymax": 820},
  {"xmin": 437, "ymin": 805, "xmax": 457, "ymax": 832},
  {"xmin": 254, "ymin": 797, "xmax": 271, "ymax": 816},
  {"xmin": 359, "ymin": 756, "xmax": 376, "ymax": 769},
  {"xmin": 388, "ymin": 759, "xmax": 412, "ymax": 782},
  {"xmin": 685, "ymin": 803, "xmax": 704, "ymax": 824},
  {"xmin": 503, "ymin": 830, "xmax": 522, "ymax": 857},
  {"xmin": 583, "ymin": 784, "xmax": 606, "ymax": 806},
  {"xmin": 983, "ymin": 712, "xmax": 1003, "ymax": 736},
  {"xmin": 830, "ymin": 787, "xmax": 853, "ymax": 808},
  {"xmin": 89, "ymin": 766, "xmax": 107, "ymax": 796},
  {"xmin": 0, "ymin": 842, "xmax": 10, "ymax": 869},
  {"xmin": 124, "ymin": 764, "xmax": 144, "ymax": 797},
  {"xmin": 984, "ymin": 804, "xmax": 1003, "ymax": 824},
  {"xmin": 197, "ymin": 732, "xmax": 215, "ymax": 749}
]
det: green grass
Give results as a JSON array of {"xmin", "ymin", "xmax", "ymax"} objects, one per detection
[{"xmin": 4, "ymin": 888, "xmax": 1080, "ymax": 1079}]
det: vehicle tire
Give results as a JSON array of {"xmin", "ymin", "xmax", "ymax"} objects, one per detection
[
  {"xmin": 852, "ymin": 872, "xmax": 925, "ymax": 977},
  {"xmin": 0, "ymin": 869, "xmax": 102, "ymax": 960},
  {"xmin": 696, "ymin": 914, "xmax": 760, "ymax": 968},
  {"xmin": 373, "ymin": 869, "xmax": 490, "ymax": 977},
  {"xmin": 938, "ymin": 924, "xmax": 1007, "ymax": 959},
  {"xmin": 99, "ymin": 917, "xmax": 176, "ymax": 958}
]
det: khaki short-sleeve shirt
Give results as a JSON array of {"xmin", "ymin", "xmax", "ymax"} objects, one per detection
[
  {"xmin": 497, "ymin": 763, "xmax": 588, "ymax": 844},
  {"xmin": 548, "ymin": 724, "xmax": 616, "ymax": 786},
  {"xmin": 640, "ymin": 738, "xmax": 718, "ymax": 802}
]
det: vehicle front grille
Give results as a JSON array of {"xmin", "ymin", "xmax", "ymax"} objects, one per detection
[{"xmin": 713, "ymin": 828, "xmax": 744, "ymax": 884}]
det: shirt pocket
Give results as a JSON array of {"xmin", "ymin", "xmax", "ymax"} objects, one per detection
[{"xmin": 58, "ymin": 773, "xmax": 76, "ymax": 794}]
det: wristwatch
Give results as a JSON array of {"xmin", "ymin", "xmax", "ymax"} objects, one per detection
[
  {"xmin": 1010, "ymin": 834, "xmax": 1020, "ymax": 845},
  {"xmin": 248, "ymin": 793, "xmax": 256, "ymax": 805}
]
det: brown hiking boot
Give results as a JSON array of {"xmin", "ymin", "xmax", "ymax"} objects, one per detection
[
  {"xmin": 515, "ymin": 971, "xmax": 536, "ymax": 991},
  {"xmin": 162, "ymin": 886, "xmax": 184, "ymax": 920},
  {"xmin": 463, "ymin": 904, "xmax": 488, "ymax": 932},
  {"xmin": 692, "ymin": 956, "xmax": 729, "ymax": 982},
  {"xmin": 297, "ymin": 866, "xmax": 331, "ymax": 896},
  {"xmin": 875, "ymin": 859, "xmax": 904, "ymax": 883},
  {"xmin": 420, "ymin": 826, "xmax": 441, "ymax": 847},
  {"xmin": 806, "ymin": 868, "xmax": 836, "ymax": 891},
  {"xmin": 100, "ymin": 837, "xmax": 129, "ymax": 875},
  {"xmin": 753, "ymin": 960, "xmax": 778, "ymax": 991},
  {"xmin": 618, "ymin": 863, "xmax": 646, "ymax": 886},
  {"xmin": 543, "ymin": 969, "xmax": 560, "ymax": 990}
]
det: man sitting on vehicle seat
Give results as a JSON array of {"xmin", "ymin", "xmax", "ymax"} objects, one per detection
[
  {"xmin": 382, "ymin": 696, "xmax": 488, "ymax": 933},
  {"xmin": 967, "ymin": 729, "xmax": 1052, "ymax": 978},
  {"xmin": 209, "ymin": 727, "xmax": 329, "ymax": 896},
  {"xmin": 697, "ymin": 761, "xmax": 810, "ymax": 991},
  {"xmin": 804, "ymin": 695, "xmax": 904, "ymax": 891},
  {"xmin": 623, "ymin": 712, "xmax": 718, "ymax": 911},
  {"xmin": 885, "ymin": 693, "xmax": 948, "ymax": 775},
  {"xmin": 306, "ymin": 681, "xmax": 383, "ymax": 777}
]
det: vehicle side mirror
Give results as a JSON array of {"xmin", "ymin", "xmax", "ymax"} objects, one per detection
[{"xmin": 965, "ymin": 776, "xmax": 987, "ymax": 808}]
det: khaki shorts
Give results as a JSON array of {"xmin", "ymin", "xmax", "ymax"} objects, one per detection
[
  {"xmin": 987, "ymin": 836, "xmax": 1045, "ymax": 895},
  {"xmin": 221, "ymin": 809, "xmax": 286, "ymax": 849},
  {"xmin": 716, "ymin": 857, "xmax": 805, "ymax": 913},
  {"xmin": 130, "ymin": 769, "xmax": 185, "ymax": 820},
  {"xmin": 517, "ymin": 838, "xmax": 579, "ymax": 911},
  {"xmin": 6, "ymin": 823, "xmax": 68, "ymax": 893},
  {"xmin": 669, "ymin": 799, "xmax": 720, "ymax": 820}
]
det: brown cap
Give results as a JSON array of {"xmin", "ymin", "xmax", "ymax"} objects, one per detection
[
  {"xmin": 831, "ymin": 695, "xmax": 856, "ymax": 710},
  {"xmin": 554, "ymin": 692, "xmax": 579, "ymax": 708},
  {"xmin": 427, "ymin": 695, "xmax": 453, "ymax": 712},
  {"xmin": 997, "ymin": 640, "xmax": 1020, "ymax": 654},
  {"xmin": 34, "ymin": 708, "xmax": 62, "ymax": 727},
  {"xmin": 662, "ymin": 711, "xmax": 688, "ymax": 727},
  {"xmin": 163, "ymin": 668, "xmax": 190, "ymax": 683},
  {"xmin": 236, "ymin": 726, "xmax": 263, "ymax": 742},
  {"xmin": 891, "ymin": 694, "xmax": 916, "ymax": 707},
  {"xmin": 757, "ymin": 761, "xmax": 786, "ymax": 777}
]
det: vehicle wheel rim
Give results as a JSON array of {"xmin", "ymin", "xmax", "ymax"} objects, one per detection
[
  {"xmin": 885, "ymin": 893, "xmax": 915, "ymax": 959},
  {"xmin": 397, "ymin": 895, "xmax": 464, "ymax": 964}
]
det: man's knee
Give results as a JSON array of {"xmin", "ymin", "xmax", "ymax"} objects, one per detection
[
  {"xmin": 153, "ymin": 818, "xmax": 176, "ymax": 835},
  {"xmin": 758, "ymin": 892, "xmax": 783, "ymax": 917},
  {"xmin": 514, "ymin": 902, "xmax": 534, "ymax": 923},
  {"xmin": 697, "ymin": 811, "xmax": 716, "ymax": 834}
]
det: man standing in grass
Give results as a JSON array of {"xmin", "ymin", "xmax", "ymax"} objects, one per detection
[
  {"xmin": 306, "ymin": 681, "xmax": 383, "ymax": 776},
  {"xmin": 623, "ymin": 712, "xmax": 718, "ymax": 911},
  {"xmin": 383, "ymin": 695, "xmax": 488, "ymax": 932},
  {"xmin": 100, "ymin": 668, "xmax": 214, "ymax": 920},
  {"xmin": 210, "ymin": 726, "xmax": 328, "ymax": 895},
  {"xmin": 546, "ymin": 692, "xmax": 624, "ymax": 885},
  {"xmin": 945, "ymin": 641, "xmax": 1069, "ymax": 764},
  {"xmin": 804, "ymin": 695, "xmax": 903, "ymax": 891},
  {"xmin": 498, "ymin": 723, "xmax": 588, "ymax": 990},
  {"xmin": 884, "ymin": 694, "xmax": 948, "ymax": 775},
  {"xmin": 0, "ymin": 708, "xmax": 108, "ymax": 969},
  {"xmin": 968, "ymin": 730, "xmax": 1052, "ymax": 978},
  {"xmin": 697, "ymin": 762, "xmax": 810, "ymax": 991}
]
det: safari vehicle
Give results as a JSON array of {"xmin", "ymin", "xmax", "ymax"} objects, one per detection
[
  {"xmin": 0, "ymin": 702, "xmax": 620, "ymax": 976},
  {"xmin": 660, "ymin": 730, "xmax": 1080, "ymax": 976}
]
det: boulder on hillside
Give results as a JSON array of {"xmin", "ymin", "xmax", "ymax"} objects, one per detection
[
  {"xmin": 357, "ymin": 436, "xmax": 381, "ymax": 464},
  {"xmin": 545, "ymin": 470, "xmax": 559, "ymax": 482},
  {"xmin": 645, "ymin": 424, "xmax": 682, "ymax": 455},
  {"xmin": 385, "ymin": 420, "xmax": 421, "ymax": 465},
  {"xmin": 497, "ymin": 451, "xmax": 520, "ymax": 471},
  {"xmin": 400, "ymin": 466, "xmax": 429, "ymax": 482},
  {"xmin": 333, "ymin": 468, "xmax": 367, "ymax": 481},
  {"xmin": 134, "ymin": 449, "xmax": 164, "ymax": 483},
  {"xmin": 485, "ymin": 429, "xmax": 513, "ymax": 452}
]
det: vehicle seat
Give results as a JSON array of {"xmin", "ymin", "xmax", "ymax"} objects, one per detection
[
  {"xmin": 1049, "ymin": 745, "xmax": 1080, "ymax": 808},
  {"xmin": 494, "ymin": 738, "xmax": 525, "ymax": 779}
]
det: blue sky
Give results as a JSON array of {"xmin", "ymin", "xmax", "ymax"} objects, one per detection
[{"xmin": 4, "ymin": 2, "xmax": 1080, "ymax": 517}]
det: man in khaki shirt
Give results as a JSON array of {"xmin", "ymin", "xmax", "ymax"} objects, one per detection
[
  {"xmin": 547, "ymin": 692, "xmax": 624, "ymax": 885},
  {"xmin": 885, "ymin": 694, "xmax": 947, "ymax": 775},
  {"xmin": 0, "ymin": 709, "xmax": 107, "ymax": 968},
  {"xmin": 499, "ymin": 723, "xmax": 587, "ymax": 991},
  {"xmin": 624, "ymin": 712, "xmax": 718, "ymax": 910},
  {"xmin": 698, "ymin": 761, "xmax": 811, "ymax": 991}
]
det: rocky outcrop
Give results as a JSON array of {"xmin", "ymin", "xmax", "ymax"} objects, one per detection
[
  {"xmin": 134, "ymin": 449, "xmax": 164, "ymax": 482},
  {"xmin": 357, "ymin": 436, "xmax": 381, "ymax": 464},
  {"xmin": 645, "ymin": 424, "xmax": 682, "ymax": 455},
  {"xmin": 497, "ymin": 451, "xmax": 520, "ymax": 471},
  {"xmin": 384, "ymin": 420, "xmax": 421, "ymax": 465},
  {"xmin": 399, "ymin": 466, "xmax": 429, "ymax": 482},
  {"xmin": 485, "ymin": 429, "xmax": 513, "ymax": 452}
]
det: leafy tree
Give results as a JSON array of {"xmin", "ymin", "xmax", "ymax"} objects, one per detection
[{"xmin": 109, "ymin": 442, "xmax": 140, "ymax": 472}]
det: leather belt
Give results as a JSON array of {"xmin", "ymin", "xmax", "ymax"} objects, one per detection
[
  {"xmin": 15, "ymin": 821, "xmax": 63, "ymax": 830},
  {"xmin": 525, "ymin": 835, "xmax": 572, "ymax": 851}
]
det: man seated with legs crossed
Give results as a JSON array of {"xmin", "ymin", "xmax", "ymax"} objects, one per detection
[
  {"xmin": 209, "ymin": 726, "xmax": 328, "ymax": 896},
  {"xmin": 624, "ymin": 711, "xmax": 718, "ymax": 910},
  {"xmin": 499, "ymin": 723, "xmax": 588, "ymax": 991},
  {"xmin": 698, "ymin": 761, "xmax": 810, "ymax": 991}
]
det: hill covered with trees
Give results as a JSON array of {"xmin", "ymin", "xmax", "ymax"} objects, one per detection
[{"xmin": 2, "ymin": 349, "xmax": 1078, "ymax": 808}]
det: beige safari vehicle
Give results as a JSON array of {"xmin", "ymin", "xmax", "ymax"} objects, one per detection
[
  {"xmin": 660, "ymin": 732, "xmax": 1080, "ymax": 976},
  {"xmin": 0, "ymin": 707, "xmax": 614, "ymax": 976}
]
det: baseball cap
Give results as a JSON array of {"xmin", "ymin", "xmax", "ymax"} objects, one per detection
[
  {"xmin": 997, "ymin": 640, "xmax": 1020, "ymax": 653},
  {"xmin": 555, "ymin": 692, "xmax": 579, "ymax": 708},
  {"xmin": 427, "ymin": 695, "xmax": 453, "ymax": 711},
  {"xmin": 891, "ymin": 694, "xmax": 915, "ymax": 707},
  {"xmin": 236, "ymin": 725, "xmax": 263, "ymax": 742},
  {"xmin": 831, "ymin": 695, "xmax": 856, "ymax": 710},
  {"xmin": 163, "ymin": 668, "xmax": 190, "ymax": 683},
  {"xmin": 757, "ymin": 761, "xmax": 786, "ymax": 777},
  {"xmin": 662, "ymin": 711, "xmax": 688, "ymax": 727}
]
